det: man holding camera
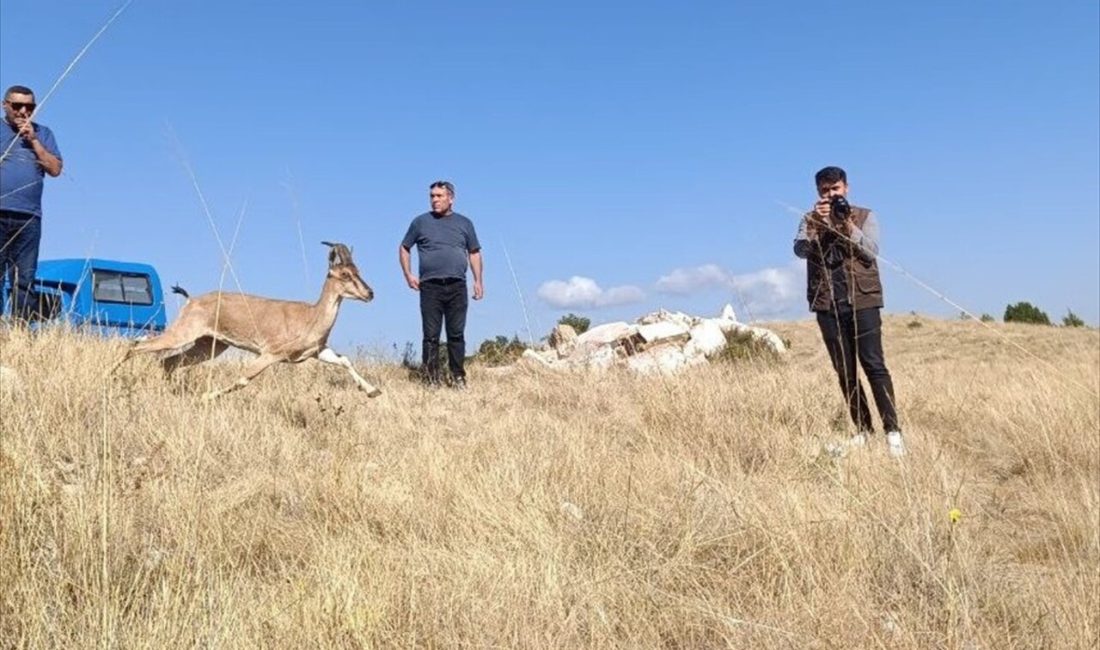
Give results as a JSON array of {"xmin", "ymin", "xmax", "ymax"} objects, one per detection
[{"xmin": 794, "ymin": 166, "xmax": 905, "ymax": 457}]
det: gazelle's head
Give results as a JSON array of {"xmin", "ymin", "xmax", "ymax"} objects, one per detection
[{"xmin": 322, "ymin": 241, "xmax": 374, "ymax": 302}]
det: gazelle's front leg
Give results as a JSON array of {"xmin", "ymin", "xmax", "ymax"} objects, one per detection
[
  {"xmin": 202, "ymin": 354, "xmax": 281, "ymax": 401},
  {"xmin": 318, "ymin": 348, "xmax": 382, "ymax": 397}
]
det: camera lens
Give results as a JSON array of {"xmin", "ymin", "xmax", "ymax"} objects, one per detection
[{"xmin": 830, "ymin": 196, "xmax": 850, "ymax": 221}]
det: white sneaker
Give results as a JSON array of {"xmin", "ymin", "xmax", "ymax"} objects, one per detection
[{"xmin": 886, "ymin": 431, "xmax": 906, "ymax": 458}]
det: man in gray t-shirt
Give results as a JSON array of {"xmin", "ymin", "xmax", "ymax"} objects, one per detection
[{"xmin": 399, "ymin": 180, "xmax": 483, "ymax": 386}]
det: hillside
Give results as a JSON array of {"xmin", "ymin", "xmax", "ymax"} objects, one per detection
[{"xmin": 1, "ymin": 316, "xmax": 1097, "ymax": 648}]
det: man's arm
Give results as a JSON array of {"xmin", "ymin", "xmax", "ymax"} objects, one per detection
[
  {"xmin": 464, "ymin": 219, "xmax": 484, "ymax": 300},
  {"xmin": 32, "ymin": 139, "xmax": 62, "ymax": 177},
  {"xmin": 846, "ymin": 211, "xmax": 879, "ymax": 263},
  {"xmin": 793, "ymin": 214, "xmax": 818, "ymax": 259},
  {"xmin": 469, "ymin": 250, "xmax": 483, "ymax": 300},
  {"xmin": 18, "ymin": 123, "xmax": 62, "ymax": 176},
  {"xmin": 398, "ymin": 244, "xmax": 419, "ymax": 291}
]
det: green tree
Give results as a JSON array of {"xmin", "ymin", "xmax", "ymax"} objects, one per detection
[
  {"xmin": 558, "ymin": 313, "xmax": 591, "ymax": 334},
  {"xmin": 476, "ymin": 335, "xmax": 528, "ymax": 366},
  {"xmin": 979, "ymin": 313, "xmax": 995, "ymax": 323},
  {"xmin": 1003, "ymin": 302, "xmax": 1051, "ymax": 325},
  {"xmin": 1062, "ymin": 310, "xmax": 1085, "ymax": 328}
]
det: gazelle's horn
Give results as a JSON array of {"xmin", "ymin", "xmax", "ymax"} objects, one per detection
[{"xmin": 321, "ymin": 241, "xmax": 353, "ymax": 267}]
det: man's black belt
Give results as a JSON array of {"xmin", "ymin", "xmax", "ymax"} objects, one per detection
[{"xmin": 421, "ymin": 277, "xmax": 465, "ymax": 285}]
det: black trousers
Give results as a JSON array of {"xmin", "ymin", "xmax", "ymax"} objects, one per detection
[
  {"xmin": 816, "ymin": 305, "xmax": 900, "ymax": 433},
  {"xmin": 0, "ymin": 211, "xmax": 41, "ymax": 321},
  {"xmin": 420, "ymin": 278, "xmax": 468, "ymax": 382}
]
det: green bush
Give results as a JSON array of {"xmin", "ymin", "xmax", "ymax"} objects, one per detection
[
  {"xmin": 558, "ymin": 313, "xmax": 591, "ymax": 335},
  {"xmin": 980, "ymin": 313, "xmax": 995, "ymax": 323},
  {"xmin": 476, "ymin": 335, "xmax": 528, "ymax": 366},
  {"xmin": 1062, "ymin": 310, "xmax": 1085, "ymax": 328},
  {"xmin": 1004, "ymin": 302, "xmax": 1051, "ymax": 325},
  {"xmin": 710, "ymin": 330, "xmax": 782, "ymax": 364}
]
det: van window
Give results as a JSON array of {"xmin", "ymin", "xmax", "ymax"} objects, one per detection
[{"xmin": 93, "ymin": 271, "xmax": 154, "ymax": 305}]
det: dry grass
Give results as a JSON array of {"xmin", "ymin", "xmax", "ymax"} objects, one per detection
[{"xmin": 1, "ymin": 316, "xmax": 1097, "ymax": 649}]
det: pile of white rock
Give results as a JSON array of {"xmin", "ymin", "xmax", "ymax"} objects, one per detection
[{"xmin": 518, "ymin": 304, "xmax": 786, "ymax": 375}]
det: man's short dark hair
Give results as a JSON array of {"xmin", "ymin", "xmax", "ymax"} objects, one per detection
[
  {"xmin": 4, "ymin": 85, "xmax": 35, "ymax": 101},
  {"xmin": 815, "ymin": 166, "xmax": 847, "ymax": 187},
  {"xmin": 430, "ymin": 180, "xmax": 455, "ymax": 197}
]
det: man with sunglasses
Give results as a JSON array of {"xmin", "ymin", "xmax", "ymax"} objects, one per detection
[
  {"xmin": 1, "ymin": 85, "xmax": 63, "ymax": 322},
  {"xmin": 400, "ymin": 180, "xmax": 484, "ymax": 388}
]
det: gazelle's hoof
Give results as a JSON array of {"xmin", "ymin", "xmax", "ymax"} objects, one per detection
[{"xmin": 366, "ymin": 388, "xmax": 382, "ymax": 398}]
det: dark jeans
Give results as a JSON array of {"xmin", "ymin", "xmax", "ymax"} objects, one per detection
[
  {"xmin": 420, "ymin": 278, "xmax": 468, "ymax": 383},
  {"xmin": 816, "ymin": 305, "xmax": 900, "ymax": 433},
  {"xmin": 0, "ymin": 211, "xmax": 41, "ymax": 321}
]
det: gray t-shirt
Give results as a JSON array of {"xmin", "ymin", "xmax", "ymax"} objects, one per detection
[{"xmin": 401, "ymin": 211, "xmax": 481, "ymax": 282}]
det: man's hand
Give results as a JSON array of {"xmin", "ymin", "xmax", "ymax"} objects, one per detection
[
  {"xmin": 15, "ymin": 119, "xmax": 37, "ymax": 144},
  {"xmin": 805, "ymin": 203, "xmax": 829, "ymax": 239},
  {"xmin": 405, "ymin": 274, "xmax": 420, "ymax": 291},
  {"xmin": 811, "ymin": 198, "xmax": 854, "ymax": 235},
  {"xmin": 472, "ymin": 280, "xmax": 484, "ymax": 300}
]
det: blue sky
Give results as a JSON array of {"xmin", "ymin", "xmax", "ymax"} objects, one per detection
[{"xmin": 2, "ymin": 1, "xmax": 1097, "ymax": 354}]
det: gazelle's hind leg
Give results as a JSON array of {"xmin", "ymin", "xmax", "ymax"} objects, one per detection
[
  {"xmin": 201, "ymin": 353, "xmax": 281, "ymax": 401},
  {"xmin": 318, "ymin": 347, "xmax": 382, "ymax": 397},
  {"xmin": 161, "ymin": 336, "xmax": 231, "ymax": 376},
  {"xmin": 108, "ymin": 327, "xmax": 206, "ymax": 376}
]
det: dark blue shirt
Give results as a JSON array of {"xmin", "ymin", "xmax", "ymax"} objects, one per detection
[
  {"xmin": 0, "ymin": 120, "xmax": 62, "ymax": 217},
  {"xmin": 401, "ymin": 211, "xmax": 481, "ymax": 282}
]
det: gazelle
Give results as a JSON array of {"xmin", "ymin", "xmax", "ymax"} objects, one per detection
[{"xmin": 110, "ymin": 241, "xmax": 381, "ymax": 399}]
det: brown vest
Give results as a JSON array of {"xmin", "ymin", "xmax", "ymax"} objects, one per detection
[{"xmin": 805, "ymin": 206, "xmax": 884, "ymax": 311}]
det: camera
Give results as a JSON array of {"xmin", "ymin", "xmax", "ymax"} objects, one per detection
[{"xmin": 829, "ymin": 195, "xmax": 851, "ymax": 224}]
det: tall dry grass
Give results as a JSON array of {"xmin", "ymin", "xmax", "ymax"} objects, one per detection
[{"xmin": 1, "ymin": 316, "xmax": 1097, "ymax": 648}]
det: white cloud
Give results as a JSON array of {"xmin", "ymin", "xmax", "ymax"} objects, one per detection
[
  {"xmin": 537, "ymin": 276, "xmax": 646, "ymax": 309},
  {"xmin": 654, "ymin": 263, "xmax": 732, "ymax": 294},
  {"xmin": 655, "ymin": 261, "xmax": 802, "ymax": 316}
]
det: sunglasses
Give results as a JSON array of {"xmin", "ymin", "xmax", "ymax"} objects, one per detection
[{"xmin": 5, "ymin": 101, "xmax": 36, "ymax": 112}]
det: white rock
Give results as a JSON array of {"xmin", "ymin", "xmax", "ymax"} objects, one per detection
[
  {"xmin": 637, "ymin": 308, "xmax": 698, "ymax": 330},
  {"xmin": 636, "ymin": 321, "xmax": 689, "ymax": 344},
  {"xmin": 684, "ymin": 319, "xmax": 728, "ymax": 357},
  {"xmin": 560, "ymin": 501, "xmax": 584, "ymax": 521},
  {"xmin": 576, "ymin": 322, "xmax": 636, "ymax": 346},
  {"xmin": 579, "ymin": 345, "xmax": 618, "ymax": 370},
  {"xmin": 625, "ymin": 344, "xmax": 704, "ymax": 375},
  {"xmin": 548, "ymin": 324, "xmax": 578, "ymax": 356},
  {"xmin": 144, "ymin": 547, "xmax": 169, "ymax": 571},
  {"xmin": 731, "ymin": 324, "xmax": 788, "ymax": 354},
  {"xmin": 747, "ymin": 326, "xmax": 787, "ymax": 354},
  {"xmin": 520, "ymin": 304, "xmax": 787, "ymax": 375},
  {"xmin": 519, "ymin": 348, "xmax": 556, "ymax": 368}
]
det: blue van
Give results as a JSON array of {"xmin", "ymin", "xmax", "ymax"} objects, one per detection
[{"xmin": 2, "ymin": 258, "xmax": 167, "ymax": 336}]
